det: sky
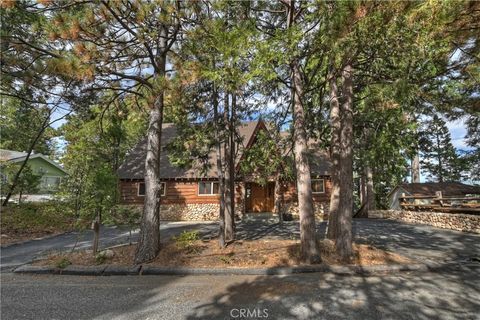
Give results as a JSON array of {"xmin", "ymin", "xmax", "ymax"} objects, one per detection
[{"xmin": 447, "ymin": 119, "xmax": 470, "ymax": 151}]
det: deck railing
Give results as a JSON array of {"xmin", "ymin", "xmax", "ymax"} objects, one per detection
[{"xmin": 399, "ymin": 191, "xmax": 480, "ymax": 214}]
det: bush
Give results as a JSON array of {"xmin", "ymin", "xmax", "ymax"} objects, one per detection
[
  {"xmin": 282, "ymin": 212, "xmax": 293, "ymax": 221},
  {"xmin": 1, "ymin": 201, "xmax": 76, "ymax": 234},
  {"xmin": 172, "ymin": 231, "xmax": 201, "ymax": 253},
  {"xmin": 55, "ymin": 257, "xmax": 71, "ymax": 269},
  {"xmin": 95, "ymin": 254, "xmax": 107, "ymax": 265},
  {"xmin": 106, "ymin": 205, "xmax": 141, "ymax": 227}
]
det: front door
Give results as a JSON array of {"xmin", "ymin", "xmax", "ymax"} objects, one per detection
[{"xmin": 248, "ymin": 182, "xmax": 275, "ymax": 212}]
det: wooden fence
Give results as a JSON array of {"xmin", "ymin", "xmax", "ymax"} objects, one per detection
[{"xmin": 399, "ymin": 191, "xmax": 480, "ymax": 214}]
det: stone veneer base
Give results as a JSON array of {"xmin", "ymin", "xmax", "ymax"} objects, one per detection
[
  {"xmin": 368, "ymin": 210, "xmax": 480, "ymax": 234},
  {"xmin": 121, "ymin": 201, "xmax": 330, "ymax": 221}
]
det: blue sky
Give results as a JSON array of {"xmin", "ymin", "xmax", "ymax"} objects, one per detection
[{"xmin": 446, "ymin": 119, "xmax": 470, "ymax": 151}]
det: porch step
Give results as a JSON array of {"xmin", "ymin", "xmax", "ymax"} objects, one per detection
[{"xmin": 242, "ymin": 213, "xmax": 279, "ymax": 224}]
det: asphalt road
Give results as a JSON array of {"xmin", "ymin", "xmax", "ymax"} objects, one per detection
[
  {"xmin": 1, "ymin": 267, "xmax": 479, "ymax": 320},
  {"xmin": 0, "ymin": 222, "xmax": 216, "ymax": 271}
]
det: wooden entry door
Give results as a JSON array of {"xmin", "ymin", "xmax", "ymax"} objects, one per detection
[{"xmin": 250, "ymin": 183, "xmax": 275, "ymax": 212}]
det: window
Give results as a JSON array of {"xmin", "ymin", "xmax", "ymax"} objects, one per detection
[
  {"xmin": 311, "ymin": 179, "xmax": 325, "ymax": 194},
  {"xmin": 138, "ymin": 182, "xmax": 166, "ymax": 196},
  {"xmin": 198, "ymin": 181, "xmax": 219, "ymax": 195},
  {"xmin": 40, "ymin": 176, "xmax": 61, "ymax": 190}
]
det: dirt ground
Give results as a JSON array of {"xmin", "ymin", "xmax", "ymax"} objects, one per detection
[{"xmin": 35, "ymin": 238, "xmax": 412, "ymax": 268}]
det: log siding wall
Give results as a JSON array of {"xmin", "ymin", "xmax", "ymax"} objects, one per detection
[
  {"xmin": 119, "ymin": 177, "xmax": 332, "ymax": 207},
  {"xmin": 120, "ymin": 180, "xmax": 220, "ymax": 205}
]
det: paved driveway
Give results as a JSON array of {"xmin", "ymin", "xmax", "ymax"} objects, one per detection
[
  {"xmin": 199, "ymin": 219, "xmax": 480, "ymax": 264},
  {"xmin": 0, "ymin": 222, "xmax": 216, "ymax": 271},
  {"xmin": 2, "ymin": 219, "xmax": 479, "ymax": 271}
]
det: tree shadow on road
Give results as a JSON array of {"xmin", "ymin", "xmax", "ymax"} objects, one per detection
[{"xmin": 184, "ymin": 268, "xmax": 480, "ymax": 320}]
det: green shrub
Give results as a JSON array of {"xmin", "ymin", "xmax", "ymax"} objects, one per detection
[
  {"xmin": 95, "ymin": 254, "xmax": 107, "ymax": 265},
  {"xmin": 219, "ymin": 255, "xmax": 232, "ymax": 264},
  {"xmin": 173, "ymin": 230, "xmax": 200, "ymax": 245},
  {"xmin": 56, "ymin": 257, "xmax": 71, "ymax": 269},
  {"xmin": 172, "ymin": 231, "xmax": 201, "ymax": 254},
  {"xmin": 1, "ymin": 201, "xmax": 76, "ymax": 234}
]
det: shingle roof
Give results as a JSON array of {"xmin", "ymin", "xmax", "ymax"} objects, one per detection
[
  {"xmin": 0, "ymin": 149, "xmax": 28, "ymax": 161},
  {"xmin": 118, "ymin": 121, "xmax": 260, "ymax": 179},
  {"xmin": 396, "ymin": 182, "xmax": 480, "ymax": 197},
  {"xmin": 0, "ymin": 149, "xmax": 67, "ymax": 174},
  {"xmin": 117, "ymin": 121, "xmax": 332, "ymax": 180}
]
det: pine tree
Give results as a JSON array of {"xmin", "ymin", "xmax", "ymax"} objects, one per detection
[
  {"xmin": 419, "ymin": 114, "xmax": 464, "ymax": 182},
  {"xmin": 45, "ymin": 0, "xmax": 185, "ymax": 263}
]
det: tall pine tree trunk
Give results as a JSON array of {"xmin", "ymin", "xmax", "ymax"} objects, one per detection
[
  {"xmin": 360, "ymin": 173, "xmax": 366, "ymax": 205},
  {"xmin": 292, "ymin": 60, "xmax": 320, "ymax": 263},
  {"xmin": 213, "ymin": 86, "xmax": 226, "ymax": 248},
  {"xmin": 412, "ymin": 154, "xmax": 420, "ymax": 183},
  {"xmin": 224, "ymin": 93, "xmax": 234, "ymax": 242},
  {"xmin": 134, "ymin": 50, "xmax": 166, "ymax": 264},
  {"xmin": 229, "ymin": 94, "xmax": 236, "ymax": 236},
  {"xmin": 283, "ymin": 0, "xmax": 319, "ymax": 264},
  {"xmin": 274, "ymin": 171, "xmax": 284, "ymax": 224},
  {"xmin": 365, "ymin": 165, "xmax": 375, "ymax": 213},
  {"xmin": 336, "ymin": 63, "xmax": 354, "ymax": 261},
  {"xmin": 327, "ymin": 68, "xmax": 341, "ymax": 240}
]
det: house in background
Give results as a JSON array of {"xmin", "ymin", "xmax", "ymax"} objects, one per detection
[
  {"xmin": 118, "ymin": 120, "xmax": 332, "ymax": 221},
  {"xmin": 0, "ymin": 149, "xmax": 67, "ymax": 200},
  {"xmin": 388, "ymin": 182, "xmax": 480, "ymax": 210}
]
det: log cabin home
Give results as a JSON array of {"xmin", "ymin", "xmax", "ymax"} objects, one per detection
[{"xmin": 118, "ymin": 120, "xmax": 332, "ymax": 221}]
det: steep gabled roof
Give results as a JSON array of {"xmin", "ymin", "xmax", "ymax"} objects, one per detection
[
  {"xmin": 118, "ymin": 120, "xmax": 332, "ymax": 180},
  {"xmin": 391, "ymin": 182, "xmax": 480, "ymax": 197},
  {"xmin": 118, "ymin": 121, "xmax": 261, "ymax": 179}
]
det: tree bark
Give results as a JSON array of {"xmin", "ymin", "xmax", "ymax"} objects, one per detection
[
  {"xmin": 327, "ymin": 68, "xmax": 341, "ymax": 240},
  {"xmin": 412, "ymin": 153, "xmax": 420, "ymax": 183},
  {"xmin": 224, "ymin": 93, "xmax": 234, "ymax": 242},
  {"xmin": 273, "ymin": 171, "xmax": 284, "ymax": 224},
  {"xmin": 292, "ymin": 60, "xmax": 320, "ymax": 264},
  {"xmin": 229, "ymin": 94, "xmax": 236, "ymax": 235},
  {"xmin": 134, "ymin": 50, "xmax": 166, "ymax": 264},
  {"xmin": 284, "ymin": 0, "xmax": 319, "ymax": 263},
  {"xmin": 213, "ymin": 86, "xmax": 226, "ymax": 248},
  {"xmin": 360, "ymin": 173, "xmax": 366, "ymax": 206},
  {"xmin": 92, "ymin": 209, "xmax": 100, "ymax": 255},
  {"xmin": 365, "ymin": 165, "xmax": 375, "ymax": 213},
  {"xmin": 336, "ymin": 63, "xmax": 354, "ymax": 261}
]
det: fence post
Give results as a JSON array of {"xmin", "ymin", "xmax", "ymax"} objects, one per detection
[{"xmin": 436, "ymin": 191, "xmax": 443, "ymax": 207}]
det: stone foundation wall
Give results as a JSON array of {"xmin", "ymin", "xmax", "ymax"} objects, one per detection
[
  {"xmin": 283, "ymin": 202, "xmax": 329, "ymax": 221},
  {"xmin": 121, "ymin": 203, "xmax": 219, "ymax": 221},
  {"xmin": 369, "ymin": 210, "xmax": 480, "ymax": 233}
]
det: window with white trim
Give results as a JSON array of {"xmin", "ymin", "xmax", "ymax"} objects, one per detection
[
  {"xmin": 198, "ymin": 181, "xmax": 219, "ymax": 195},
  {"xmin": 138, "ymin": 182, "xmax": 166, "ymax": 196},
  {"xmin": 311, "ymin": 179, "xmax": 325, "ymax": 194}
]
